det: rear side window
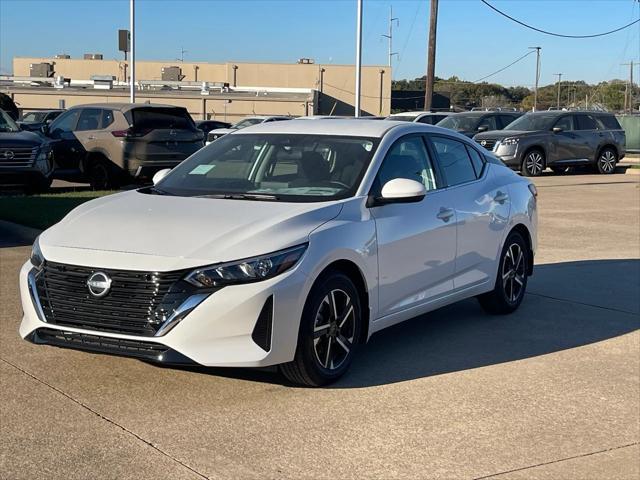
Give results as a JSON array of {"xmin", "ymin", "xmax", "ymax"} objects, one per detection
[
  {"xmin": 576, "ymin": 114, "xmax": 598, "ymax": 130},
  {"xmin": 417, "ymin": 115, "xmax": 435, "ymax": 125},
  {"xmin": 76, "ymin": 109, "xmax": 102, "ymax": 131},
  {"xmin": 596, "ymin": 114, "xmax": 621, "ymax": 130},
  {"xmin": 465, "ymin": 146, "xmax": 486, "ymax": 177},
  {"xmin": 431, "ymin": 136, "xmax": 477, "ymax": 187},
  {"xmin": 128, "ymin": 107, "xmax": 194, "ymax": 131}
]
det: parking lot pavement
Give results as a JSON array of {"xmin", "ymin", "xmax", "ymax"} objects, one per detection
[{"xmin": 1, "ymin": 173, "xmax": 638, "ymax": 480}]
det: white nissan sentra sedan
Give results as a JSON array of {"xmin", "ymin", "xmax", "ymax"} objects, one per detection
[{"xmin": 19, "ymin": 120, "xmax": 537, "ymax": 386}]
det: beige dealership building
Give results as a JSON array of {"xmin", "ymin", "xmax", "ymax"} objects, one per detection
[{"xmin": 4, "ymin": 57, "xmax": 392, "ymax": 120}]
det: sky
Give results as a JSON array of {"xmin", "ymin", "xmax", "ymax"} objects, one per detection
[{"xmin": 0, "ymin": 0, "xmax": 638, "ymax": 88}]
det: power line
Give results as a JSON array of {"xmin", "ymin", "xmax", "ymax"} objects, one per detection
[
  {"xmin": 473, "ymin": 50, "xmax": 535, "ymax": 83},
  {"xmin": 480, "ymin": 0, "xmax": 640, "ymax": 38}
]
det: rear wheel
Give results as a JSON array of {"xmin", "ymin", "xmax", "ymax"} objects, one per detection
[
  {"xmin": 280, "ymin": 272, "xmax": 362, "ymax": 387},
  {"xmin": 89, "ymin": 160, "xmax": 120, "ymax": 190},
  {"xmin": 478, "ymin": 231, "xmax": 529, "ymax": 315},
  {"xmin": 596, "ymin": 148, "xmax": 617, "ymax": 175},
  {"xmin": 521, "ymin": 150, "xmax": 545, "ymax": 177}
]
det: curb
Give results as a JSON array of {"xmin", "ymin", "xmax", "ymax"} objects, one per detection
[{"xmin": 625, "ymin": 168, "xmax": 640, "ymax": 175}]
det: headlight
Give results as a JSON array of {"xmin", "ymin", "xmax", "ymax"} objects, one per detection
[
  {"xmin": 185, "ymin": 244, "xmax": 307, "ymax": 287},
  {"xmin": 35, "ymin": 148, "xmax": 52, "ymax": 170},
  {"xmin": 501, "ymin": 137, "xmax": 519, "ymax": 146},
  {"xmin": 30, "ymin": 236, "xmax": 44, "ymax": 270}
]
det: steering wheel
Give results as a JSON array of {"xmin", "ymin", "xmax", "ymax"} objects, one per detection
[{"xmin": 328, "ymin": 180, "xmax": 349, "ymax": 189}]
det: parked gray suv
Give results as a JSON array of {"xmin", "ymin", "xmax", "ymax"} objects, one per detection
[{"xmin": 474, "ymin": 111, "xmax": 625, "ymax": 176}]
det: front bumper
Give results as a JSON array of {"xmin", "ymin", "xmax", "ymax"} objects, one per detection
[
  {"xmin": 19, "ymin": 260, "xmax": 308, "ymax": 367},
  {"xmin": 0, "ymin": 167, "xmax": 50, "ymax": 187}
]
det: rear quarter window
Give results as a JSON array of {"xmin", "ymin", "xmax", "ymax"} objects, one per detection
[{"xmin": 596, "ymin": 115, "xmax": 622, "ymax": 130}]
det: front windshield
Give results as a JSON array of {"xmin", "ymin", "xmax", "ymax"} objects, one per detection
[
  {"xmin": 0, "ymin": 110, "xmax": 20, "ymax": 132},
  {"xmin": 232, "ymin": 118, "xmax": 264, "ymax": 129},
  {"xmin": 504, "ymin": 114, "xmax": 558, "ymax": 131},
  {"xmin": 155, "ymin": 133, "xmax": 379, "ymax": 202},
  {"xmin": 21, "ymin": 112, "xmax": 46, "ymax": 123},
  {"xmin": 437, "ymin": 114, "xmax": 480, "ymax": 131}
]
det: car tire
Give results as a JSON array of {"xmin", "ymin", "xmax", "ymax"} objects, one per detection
[
  {"xmin": 477, "ymin": 231, "xmax": 529, "ymax": 315},
  {"xmin": 280, "ymin": 271, "xmax": 362, "ymax": 387},
  {"xmin": 596, "ymin": 147, "xmax": 617, "ymax": 175},
  {"xmin": 89, "ymin": 161, "xmax": 120, "ymax": 190},
  {"xmin": 521, "ymin": 150, "xmax": 545, "ymax": 177}
]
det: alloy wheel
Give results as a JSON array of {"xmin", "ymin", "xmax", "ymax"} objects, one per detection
[
  {"xmin": 525, "ymin": 152, "xmax": 544, "ymax": 176},
  {"xmin": 313, "ymin": 289, "xmax": 356, "ymax": 371},
  {"xmin": 598, "ymin": 150, "xmax": 616, "ymax": 174},
  {"xmin": 501, "ymin": 243, "xmax": 526, "ymax": 304}
]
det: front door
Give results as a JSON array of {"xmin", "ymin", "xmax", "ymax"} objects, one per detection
[{"xmin": 370, "ymin": 134, "xmax": 457, "ymax": 319}]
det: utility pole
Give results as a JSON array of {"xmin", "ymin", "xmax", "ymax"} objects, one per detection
[
  {"xmin": 178, "ymin": 47, "xmax": 187, "ymax": 62},
  {"xmin": 129, "ymin": 0, "xmax": 135, "ymax": 103},
  {"xmin": 529, "ymin": 47, "xmax": 541, "ymax": 111},
  {"xmin": 355, "ymin": 0, "xmax": 363, "ymax": 117},
  {"xmin": 554, "ymin": 73, "xmax": 562, "ymax": 109},
  {"xmin": 381, "ymin": 5, "xmax": 399, "ymax": 69},
  {"xmin": 424, "ymin": 0, "xmax": 439, "ymax": 111},
  {"xmin": 621, "ymin": 61, "xmax": 635, "ymax": 113}
]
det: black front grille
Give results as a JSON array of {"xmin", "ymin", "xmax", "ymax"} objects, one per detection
[
  {"xmin": 0, "ymin": 147, "xmax": 37, "ymax": 167},
  {"xmin": 476, "ymin": 138, "xmax": 497, "ymax": 151},
  {"xmin": 35, "ymin": 262, "xmax": 191, "ymax": 336},
  {"xmin": 30, "ymin": 328, "xmax": 195, "ymax": 364}
]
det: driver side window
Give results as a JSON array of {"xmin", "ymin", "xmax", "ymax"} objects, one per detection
[
  {"xmin": 374, "ymin": 136, "xmax": 437, "ymax": 195},
  {"xmin": 49, "ymin": 110, "xmax": 80, "ymax": 136}
]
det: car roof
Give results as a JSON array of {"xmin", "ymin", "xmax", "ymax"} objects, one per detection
[
  {"xmin": 66, "ymin": 103, "xmax": 184, "ymax": 112},
  {"xmin": 234, "ymin": 119, "xmax": 451, "ymax": 138},
  {"xmin": 523, "ymin": 110, "xmax": 613, "ymax": 117}
]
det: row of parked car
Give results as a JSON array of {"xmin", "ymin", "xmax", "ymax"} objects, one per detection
[{"xmin": 0, "ymin": 100, "xmax": 626, "ymax": 193}]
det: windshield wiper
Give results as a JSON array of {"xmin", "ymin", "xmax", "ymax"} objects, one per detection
[
  {"xmin": 197, "ymin": 193, "xmax": 280, "ymax": 201},
  {"xmin": 147, "ymin": 186, "xmax": 173, "ymax": 196}
]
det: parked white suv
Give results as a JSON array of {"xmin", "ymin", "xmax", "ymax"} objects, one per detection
[
  {"xmin": 20, "ymin": 120, "xmax": 537, "ymax": 386},
  {"xmin": 206, "ymin": 115, "xmax": 291, "ymax": 143}
]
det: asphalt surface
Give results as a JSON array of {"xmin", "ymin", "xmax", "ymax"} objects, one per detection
[{"xmin": 1, "ymin": 172, "xmax": 639, "ymax": 480}]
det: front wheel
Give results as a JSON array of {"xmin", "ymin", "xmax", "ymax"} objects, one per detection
[
  {"xmin": 478, "ymin": 231, "xmax": 529, "ymax": 314},
  {"xmin": 280, "ymin": 272, "xmax": 362, "ymax": 387},
  {"xmin": 596, "ymin": 148, "xmax": 617, "ymax": 174},
  {"xmin": 521, "ymin": 150, "xmax": 545, "ymax": 177},
  {"xmin": 89, "ymin": 161, "xmax": 120, "ymax": 190}
]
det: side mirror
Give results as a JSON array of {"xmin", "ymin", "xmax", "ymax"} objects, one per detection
[
  {"xmin": 40, "ymin": 124, "xmax": 49, "ymax": 135},
  {"xmin": 477, "ymin": 125, "xmax": 489, "ymax": 132},
  {"xmin": 552, "ymin": 127, "xmax": 563, "ymax": 133},
  {"xmin": 152, "ymin": 168, "xmax": 171, "ymax": 185},
  {"xmin": 371, "ymin": 178, "xmax": 426, "ymax": 206}
]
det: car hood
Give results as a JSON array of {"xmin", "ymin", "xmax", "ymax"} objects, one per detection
[
  {"xmin": 0, "ymin": 129, "xmax": 45, "ymax": 148},
  {"xmin": 40, "ymin": 190, "xmax": 342, "ymax": 268},
  {"xmin": 474, "ymin": 130, "xmax": 544, "ymax": 140}
]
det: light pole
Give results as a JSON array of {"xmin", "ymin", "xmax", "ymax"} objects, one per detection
[
  {"xmin": 529, "ymin": 46, "xmax": 541, "ymax": 111},
  {"xmin": 554, "ymin": 73, "xmax": 562, "ymax": 109},
  {"xmin": 129, "ymin": 0, "xmax": 135, "ymax": 103},
  {"xmin": 354, "ymin": 0, "xmax": 363, "ymax": 117}
]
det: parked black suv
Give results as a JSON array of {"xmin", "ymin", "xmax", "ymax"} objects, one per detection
[
  {"xmin": 474, "ymin": 111, "xmax": 626, "ymax": 176},
  {"xmin": 436, "ymin": 111, "xmax": 522, "ymax": 137},
  {"xmin": 0, "ymin": 109, "xmax": 53, "ymax": 192}
]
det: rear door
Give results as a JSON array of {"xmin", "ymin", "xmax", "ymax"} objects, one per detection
[
  {"xmin": 429, "ymin": 135, "xmax": 510, "ymax": 290},
  {"xmin": 126, "ymin": 107, "xmax": 203, "ymax": 165},
  {"xmin": 574, "ymin": 113, "xmax": 602, "ymax": 161}
]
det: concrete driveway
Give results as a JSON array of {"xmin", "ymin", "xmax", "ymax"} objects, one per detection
[{"xmin": 1, "ymin": 173, "xmax": 638, "ymax": 479}]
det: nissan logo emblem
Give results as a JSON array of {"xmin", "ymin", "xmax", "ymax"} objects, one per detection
[
  {"xmin": 86, "ymin": 271, "xmax": 112, "ymax": 297},
  {"xmin": 480, "ymin": 140, "xmax": 487, "ymax": 146},
  {"xmin": 4, "ymin": 150, "xmax": 15, "ymax": 160}
]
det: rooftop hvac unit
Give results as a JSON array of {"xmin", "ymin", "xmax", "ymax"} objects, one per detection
[
  {"xmin": 161, "ymin": 66, "xmax": 185, "ymax": 82},
  {"xmin": 54, "ymin": 54, "xmax": 71, "ymax": 59},
  {"xmin": 29, "ymin": 62, "xmax": 54, "ymax": 78},
  {"xmin": 83, "ymin": 53, "xmax": 104, "ymax": 60},
  {"xmin": 297, "ymin": 58, "xmax": 315, "ymax": 64}
]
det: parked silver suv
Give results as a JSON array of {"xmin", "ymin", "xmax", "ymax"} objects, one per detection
[{"xmin": 474, "ymin": 111, "xmax": 626, "ymax": 176}]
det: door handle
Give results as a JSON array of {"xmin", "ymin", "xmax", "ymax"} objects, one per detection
[
  {"xmin": 494, "ymin": 191, "xmax": 508, "ymax": 204},
  {"xmin": 437, "ymin": 207, "xmax": 455, "ymax": 222}
]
